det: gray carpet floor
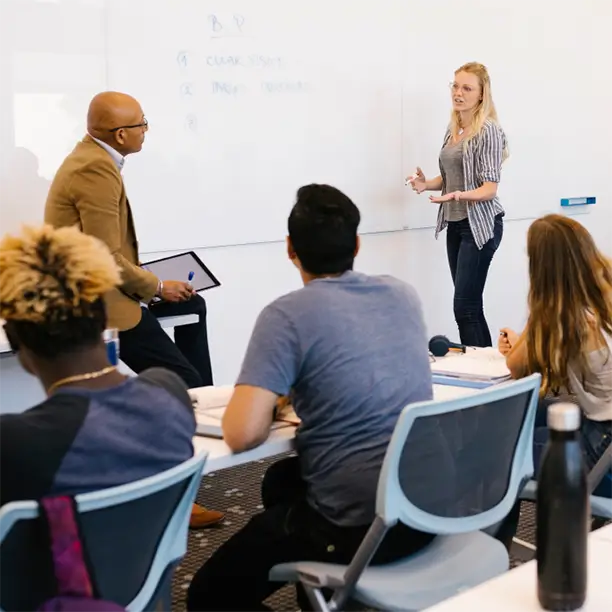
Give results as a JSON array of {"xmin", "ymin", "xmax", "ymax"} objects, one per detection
[{"xmin": 169, "ymin": 453, "xmax": 551, "ymax": 611}]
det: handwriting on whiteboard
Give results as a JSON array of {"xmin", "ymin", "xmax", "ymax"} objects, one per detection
[
  {"xmin": 210, "ymin": 81, "xmax": 309, "ymax": 96},
  {"xmin": 208, "ymin": 13, "xmax": 246, "ymax": 38},
  {"xmin": 261, "ymin": 81, "xmax": 310, "ymax": 94},
  {"xmin": 177, "ymin": 51, "xmax": 189, "ymax": 68},
  {"xmin": 206, "ymin": 55, "xmax": 283, "ymax": 69},
  {"xmin": 179, "ymin": 53, "xmax": 284, "ymax": 70},
  {"xmin": 176, "ymin": 12, "xmax": 311, "ymax": 128},
  {"xmin": 212, "ymin": 82, "xmax": 245, "ymax": 96},
  {"xmin": 185, "ymin": 114, "xmax": 198, "ymax": 132}
]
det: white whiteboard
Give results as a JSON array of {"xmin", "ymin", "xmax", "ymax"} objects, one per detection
[
  {"xmin": 1, "ymin": 0, "xmax": 610, "ymax": 251},
  {"xmin": 0, "ymin": 0, "xmax": 107, "ymax": 234},
  {"xmin": 106, "ymin": 0, "xmax": 404, "ymax": 251},
  {"xmin": 402, "ymin": 0, "xmax": 612, "ymax": 230}
]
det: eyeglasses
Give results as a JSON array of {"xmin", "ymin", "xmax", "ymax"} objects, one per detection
[
  {"xmin": 449, "ymin": 82, "xmax": 475, "ymax": 95},
  {"xmin": 108, "ymin": 118, "xmax": 148, "ymax": 132}
]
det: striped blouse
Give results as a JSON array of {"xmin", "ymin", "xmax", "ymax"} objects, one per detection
[{"xmin": 435, "ymin": 119, "xmax": 507, "ymax": 249}]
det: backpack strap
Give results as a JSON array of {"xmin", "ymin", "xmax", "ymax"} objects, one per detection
[{"xmin": 40, "ymin": 496, "xmax": 94, "ymax": 599}]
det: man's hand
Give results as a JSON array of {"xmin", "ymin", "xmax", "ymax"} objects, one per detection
[{"xmin": 160, "ymin": 280, "xmax": 194, "ymax": 302}]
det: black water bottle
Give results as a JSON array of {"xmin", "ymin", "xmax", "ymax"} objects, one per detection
[{"xmin": 536, "ymin": 402, "xmax": 589, "ymax": 610}]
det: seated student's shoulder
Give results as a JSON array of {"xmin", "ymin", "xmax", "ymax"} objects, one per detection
[
  {"xmin": 369, "ymin": 273, "xmax": 415, "ymax": 291},
  {"xmin": 254, "ymin": 286, "xmax": 310, "ymax": 321},
  {"xmin": 261, "ymin": 272, "xmax": 422, "ymax": 317},
  {"xmin": 135, "ymin": 367, "xmax": 194, "ymax": 411},
  {"xmin": 0, "ymin": 394, "xmax": 91, "ymax": 505},
  {"xmin": 133, "ymin": 367, "xmax": 196, "ymax": 430},
  {"xmin": 251, "ymin": 273, "xmax": 423, "ymax": 333},
  {"xmin": 0, "ymin": 393, "xmax": 91, "ymax": 443},
  {"xmin": 369, "ymin": 273, "xmax": 423, "ymax": 304}
]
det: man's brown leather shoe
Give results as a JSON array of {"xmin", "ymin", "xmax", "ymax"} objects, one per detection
[{"xmin": 189, "ymin": 504, "xmax": 224, "ymax": 529}]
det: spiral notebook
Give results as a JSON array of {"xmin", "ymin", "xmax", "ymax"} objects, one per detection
[{"xmin": 431, "ymin": 347, "xmax": 511, "ymax": 383}]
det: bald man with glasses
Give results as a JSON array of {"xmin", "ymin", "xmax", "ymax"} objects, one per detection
[{"xmin": 44, "ymin": 91, "xmax": 223, "ymax": 529}]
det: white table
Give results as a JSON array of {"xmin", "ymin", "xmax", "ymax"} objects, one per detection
[
  {"xmin": 426, "ymin": 524, "xmax": 612, "ymax": 611},
  {"xmin": 194, "ymin": 383, "xmax": 479, "ymax": 474},
  {"xmin": 195, "ymin": 426, "xmax": 297, "ymax": 474}
]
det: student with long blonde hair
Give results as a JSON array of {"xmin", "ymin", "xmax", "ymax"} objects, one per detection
[
  {"xmin": 408, "ymin": 62, "xmax": 508, "ymax": 347},
  {"xmin": 499, "ymin": 215, "xmax": 612, "ymax": 496}
]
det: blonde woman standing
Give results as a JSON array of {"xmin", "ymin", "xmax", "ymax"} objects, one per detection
[{"xmin": 408, "ymin": 62, "xmax": 508, "ymax": 347}]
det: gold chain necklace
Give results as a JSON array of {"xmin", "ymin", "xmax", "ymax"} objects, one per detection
[{"xmin": 47, "ymin": 366, "xmax": 117, "ymax": 395}]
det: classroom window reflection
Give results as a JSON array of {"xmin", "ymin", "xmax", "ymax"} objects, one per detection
[{"xmin": 13, "ymin": 93, "xmax": 84, "ymax": 180}]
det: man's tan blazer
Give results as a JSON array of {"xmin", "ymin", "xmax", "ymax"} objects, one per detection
[{"xmin": 44, "ymin": 135, "xmax": 158, "ymax": 331}]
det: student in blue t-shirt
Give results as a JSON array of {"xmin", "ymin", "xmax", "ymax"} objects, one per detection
[{"xmin": 187, "ymin": 184, "xmax": 435, "ymax": 611}]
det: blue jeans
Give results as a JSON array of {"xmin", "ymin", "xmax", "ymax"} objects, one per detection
[
  {"xmin": 534, "ymin": 399, "xmax": 611, "ymax": 498},
  {"xmin": 446, "ymin": 214, "xmax": 503, "ymax": 347}
]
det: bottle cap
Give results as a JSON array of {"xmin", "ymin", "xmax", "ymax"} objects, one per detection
[{"xmin": 547, "ymin": 402, "xmax": 581, "ymax": 432}]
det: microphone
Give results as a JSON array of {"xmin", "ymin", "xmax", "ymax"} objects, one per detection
[{"xmin": 429, "ymin": 335, "xmax": 467, "ymax": 357}]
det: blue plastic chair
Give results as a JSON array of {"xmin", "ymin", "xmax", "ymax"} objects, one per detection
[
  {"xmin": 521, "ymin": 479, "xmax": 612, "ymax": 519},
  {"xmin": 520, "ymin": 443, "xmax": 612, "ymax": 520},
  {"xmin": 0, "ymin": 452, "xmax": 207, "ymax": 612},
  {"xmin": 270, "ymin": 374, "xmax": 542, "ymax": 612},
  {"xmin": 515, "ymin": 432, "xmax": 611, "ymax": 561}
]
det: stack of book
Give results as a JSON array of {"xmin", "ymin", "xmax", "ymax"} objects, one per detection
[{"xmin": 431, "ymin": 347, "xmax": 511, "ymax": 388}]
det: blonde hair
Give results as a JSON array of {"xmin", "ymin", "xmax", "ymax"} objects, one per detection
[
  {"xmin": 450, "ymin": 62, "xmax": 509, "ymax": 161},
  {"xmin": 0, "ymin": 224, "xmax": 120, "ymax": 324},
  {"xmin": 524, "ymin": 215, "xmax": 612, "ymax": 396}
]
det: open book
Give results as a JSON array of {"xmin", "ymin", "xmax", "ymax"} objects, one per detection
[
  {"xmin": 189, "ymin": 386, "xmax": 300, "ymax": 438},
  {"xmin": 431, "ymin": 347, "xmax": 511, "ymax": 383}
]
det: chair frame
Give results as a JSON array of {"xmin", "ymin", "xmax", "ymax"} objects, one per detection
[
  {"xmin": 0, "ymin": 452, "xmax": 207, "ymax": 612},
  {"xmin": 519, "ymin": 443, "xmax": 612, "ymax": 521},
  {"xmin": 292, "ymin": 374, "xmax": 542, "ymax": 611}
]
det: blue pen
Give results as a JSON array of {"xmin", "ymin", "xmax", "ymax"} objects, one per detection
[{"xmin": 187, "ymin": 271, "xmax": 194, "ymax": 287}]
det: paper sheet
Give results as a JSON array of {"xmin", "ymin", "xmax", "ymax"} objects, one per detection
[{"xmin": 431, "ymin": 347, "xmax": 511, "ymax": 381}]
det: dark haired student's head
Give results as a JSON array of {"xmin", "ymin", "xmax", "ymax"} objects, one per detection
[
  {"xmin": 287, "ymin": 184, "xmax": 361, "ymax": 282},
  {"xmin": 0, "ymin": 224, "xmax": 123, "ymax": 394}
]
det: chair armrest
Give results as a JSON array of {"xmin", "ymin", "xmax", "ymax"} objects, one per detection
[
  {"xmin": 298, "ymin": 570, "xmax": 345, "ymax": 589},
  {"xmin": 588, "ymin": 445, "xmax": 612, "ymax": 494},
  {"xmin": 519, "ymin": 479, "xmax": 537, "ymax": 502},
  {"xmin": 269, "ymin": 562, "xmax": 345, "ymax": 588}
]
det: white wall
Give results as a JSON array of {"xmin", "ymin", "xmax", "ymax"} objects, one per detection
[
  {"xmin": 2, "ymin": 207, "xmax": 609, "ymax": 414},
  {"xmin": 159, "ymin": 205, "xmax": 612, "ymax": 386}
]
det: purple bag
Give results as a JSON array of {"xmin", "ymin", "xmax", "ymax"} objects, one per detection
[{"xmin": 37, "ymin": 496, "xmax": 125, "ymax": 611}]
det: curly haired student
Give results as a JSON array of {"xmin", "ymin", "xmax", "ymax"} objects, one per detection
[{"xmin": 0, "ymin": 224, "xmax": 197, "ymax": 506}]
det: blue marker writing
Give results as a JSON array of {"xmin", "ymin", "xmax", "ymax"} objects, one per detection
[{"xmin": 187, "ymin": 271, "xmax": 194, "ymax": 288}]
